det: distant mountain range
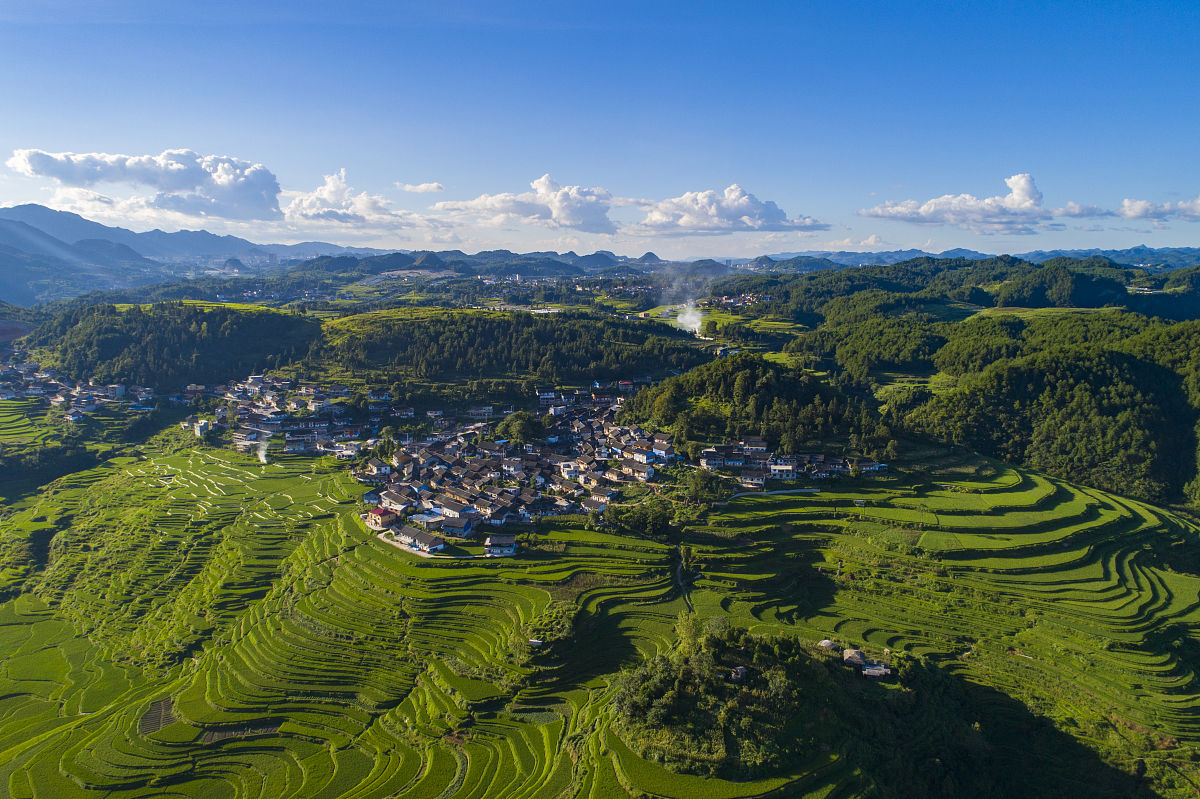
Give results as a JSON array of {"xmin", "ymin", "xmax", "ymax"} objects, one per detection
[
  {"xmin": 756, "ymin": 246, "xmax": 1200, "ymax": 269},
  {"xmin": 0, "ymin": 202, "xmax": 1197, "ymax": 306},
  {"xmin": 0, "ymin": 204, "xmax": 388, "ymax": 263},
  {"xmin": 0, "ymin": 204, "xmax": 400, "ymax": 304}
]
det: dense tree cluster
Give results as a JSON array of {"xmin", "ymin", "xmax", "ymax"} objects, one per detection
[
  {"xmin": 29, "ymin": 302, "xmax": 320, "ymax": 390},
  {"xmin": 601, "ymin": 497, "xmax": 675, "ymax": 540},
  {"xmin": 789, "ymin": 315, "xmax": 946, "ymax": 380},
  {"xmin": 904, "ymin": 350, "xmax": 1191, "ymax": 502},
  {"xmin": 492, "ymin": 410, "xmax": 544, "ymax": 444},
  {"xmin": 610, "ymin": 615, "xmax": 1093, "ymax": 796},
  {"xmin": 619, "ymin": 353, "xmax": 895, "ymax": 459},
  {"xmin": 317, "ymin": 311, "xmax": 708, "ymax": 383},
  {"xmin": 994, "ymin": 262, "xmax": 1126, "ymax": 308},
  {"xmin": 611, "ymin": 615, "xmax": 810, "ymax": 775}
]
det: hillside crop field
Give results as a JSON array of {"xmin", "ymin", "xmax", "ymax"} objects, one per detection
[
  {"xmin": 0, "ymin": 435, "xmax": 1199, "ymax": 796},
  {"xmin": 0, "ymin": 398, "xmax": 58, "ymax": 450}
]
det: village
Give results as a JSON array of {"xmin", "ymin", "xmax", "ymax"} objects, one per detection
[
  {"xmin": 0, "ymin": 354, "xmax": 158, "ymax": 419},
  {"xmin": 1, "ymin": 349, "xmax": 888, "ymax": 562},
  {"xmin": 194, "ymin": 371, "xmax": 890, "ymax": 559}
]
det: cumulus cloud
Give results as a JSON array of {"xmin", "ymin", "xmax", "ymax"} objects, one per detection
[
  {"xmin": 7, "ymin": 147, "xmax": 281, "ymax": 220},
  {"xmin": 433, "ymin": 174, "xmax": 616, "ymax": 234},
  {"xmin": 860, "ymin": 173, "xmax": 1053, "ymax": 234},
  {"xmin": 631, "ymin": 184, "xmax": 827, "ymax": 235},
  {"xmin": 862, "ymin": 174, "xmax": 1200, "ymax": 232},
  {"xmin": 1054, "ymin": 200, "xmax": 1113, "ymax": 218},
  {"xmin": 397, "ymin": 181, "xmax": 445, "ymax": 193},
  {"xmin": 1116, "ymin": 196, "xmax": 1200, "ymax": 221},
  {"xmin": 284, "ymin": 169, "xmax": 412, "ymax": 225}
]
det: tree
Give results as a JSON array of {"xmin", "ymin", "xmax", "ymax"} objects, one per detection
[{"xmin": 494, "ymin": 411, "xmax": 543, "ymax": 444}]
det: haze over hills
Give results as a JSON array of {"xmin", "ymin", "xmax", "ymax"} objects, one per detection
[
  {"xmin": 0, "ymin": 202, "xmax": 1199, "ymax": 306},
  {"xmin": 753, "ymin": 246, "xmax": 1200, "ymax": 269}
]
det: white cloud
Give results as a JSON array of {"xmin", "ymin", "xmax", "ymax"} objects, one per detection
[
  {"xmin": 1117, "ymin": 196, "xmax": 1200, "ymax": 221},
  {"xmin": 433, "ymin": 174, "xmax": 617, "ymax": 234},
  {"xmin": 631, "ymin": 184, "xmax": 827, "ymax": 235},
  {"xmin": 397, "ymin": 181, "xmax": 445, "ymax": 193},
  {"xmin": 6, "ymin": 147, "xmax": 281, "ymax": 220},
  {"xmin": 284, "ymin": 169, "xmax": 420, "ymax": 226},
  {"xmin": 1054, "ymin": 200, "xmax": 1112, "ymax": 218},
  {"xmin": 860, "ymin": 173, "xmax": 1052, "ymax": 234}
]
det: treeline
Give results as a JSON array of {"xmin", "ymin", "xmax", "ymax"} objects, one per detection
[
  {"xmin": 27, "ymin": 303, "xmax": 709, "ymax": 397},
  {"xmin": 315, "ymin": 311, "xmax": 709, "ymax": 383},
  {"xmin": 619, "ymin": 353, "xmax": 896, "ymax": 460},
  {"xmin": 28, "ymin": 302, "xmax": 321, "ymax": 391}
]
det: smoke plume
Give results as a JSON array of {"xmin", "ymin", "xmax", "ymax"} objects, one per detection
[{"xmin": 677, "ymin": 302, "xmax": 703, "ymax": 335}]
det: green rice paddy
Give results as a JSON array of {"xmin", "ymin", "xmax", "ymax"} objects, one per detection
[
  {"xmin": 1, "ymin": 437, "xmax": 1199, "ymax": 796},
  {"xmin": 0, "ymin": 398, "xmax": 57, "ymax": 449}
]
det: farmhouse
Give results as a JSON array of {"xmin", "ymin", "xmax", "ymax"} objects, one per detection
[
  {"xmin": 484, "ymin": 534, "xmax": 517, "ymax": 557},
  {"xmin": 622, "ymin": 460, "xmax": 654, "ymax": 482},
  {"xmin": 739, "ymin": 470, "xmax": 767, "ymax": 489},
  {"xmin": 396, "ymin": 525, "xmax": 446, "ymax": 553},
  {"xmin": 364, "ymin": 507, "xmax": 399, "ymax": 531},
  {"xmin": 379, "ymin": 489, "xmax": 413, "ymax": 513},
  {"xmin": 439, "ymin": 515, "xmax": 475, "ymax": 537}
]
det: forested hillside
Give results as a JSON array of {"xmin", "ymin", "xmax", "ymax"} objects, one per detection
[
  {"xmin": 27, "ymin": 302, "xmax": 321, "ymax": 390},
  {"xmin": 620, "ymin": 353, "xmax": 896, "ymax": 460},
  {"xmin": 708, "ymin": 254, "xmax": 1200, "ymax": 505},
  {"xmin": 26, "ymin": 303, "xmax": 709, "ymax": 392},
  {"xmin": 717, "ymin": 254, "xmax": 1200, "ymax": 322},
  {"xmin": 904, "ymin": 349, "xmax": 1191, "ymax": 502},
  {"xmin": 314, "ymin": 309, "xmax": 709, "ymax": 383}
]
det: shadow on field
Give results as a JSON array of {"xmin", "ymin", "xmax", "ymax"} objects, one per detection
[
  {"xmin": 831, "ymin": 660, "xmax": 1165, "ymax": 799},
  {"xmin": 719, "ymin": 531, "xmax": 838, "ymax": 625},
  {"xmin": 535, "ymin": 604, "xmax": 641, "ymax": 693}
]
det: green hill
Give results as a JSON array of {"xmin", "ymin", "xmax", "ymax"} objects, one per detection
[
  {"xmin": 26, "ymin": 302, "xmax": 322, "ymax": 391},
  {"xmin": 310, "ymin": 308, "xmax": 710, "ymax": 384}
]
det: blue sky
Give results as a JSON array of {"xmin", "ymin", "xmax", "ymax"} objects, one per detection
[{"xmin": 1, "ymin": 0, "xmax": 1197, "ymax": 258}]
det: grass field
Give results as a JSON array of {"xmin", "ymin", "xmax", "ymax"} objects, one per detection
[{"xmin": 1, "ymin": 432, "xmax": 1199, "ymax": 796}]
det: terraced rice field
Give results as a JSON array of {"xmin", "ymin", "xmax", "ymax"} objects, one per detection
[
  {"xmin": 1, "ymin": 442, "xmax": 1199, "ymax": 796},
  {"xmin": 0, "ymin": 398, "xmax": 55, "ymax": 448}
]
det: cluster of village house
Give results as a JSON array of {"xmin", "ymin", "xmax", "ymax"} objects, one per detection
[
  {"xmin": 200, "ymin": 375, "xmax": 889, "ymax": 559},
  {"xmin": 194, "ymin": 375, "xmax": 658, "ymax": 460},
  {"xmin": 352, "ymin": 401, "xmax": 672, "ymax": 557},
  {"xmin": 699, "ymin": 441, "xmax": 886, "ymax": 486},
  {"xmin": 0, "ymin": 357, "xmax": 156, "ymax": 421}
]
